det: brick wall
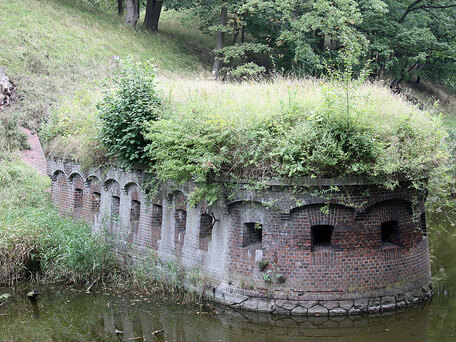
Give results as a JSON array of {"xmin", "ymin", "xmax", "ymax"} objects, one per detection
[{"xmin": 47, "ymin": 159, "xmax": 432, "ymax": 315}]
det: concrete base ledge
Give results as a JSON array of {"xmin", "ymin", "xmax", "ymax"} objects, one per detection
[{"xmin": 210, "ymin": 284, "xmax": 433, "ymax": 316}]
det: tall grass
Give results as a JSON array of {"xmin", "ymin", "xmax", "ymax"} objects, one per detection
[
  {"xmin": 0, "ymin": 0, "xmax": 212, "ymax": 132},
  {"xmin": 0, "ymin": 154, "xmax": 117, "ymax": 285},
  {"xmin": 0, "ymin": 154, "xmax": 202, "ymax": 297}
]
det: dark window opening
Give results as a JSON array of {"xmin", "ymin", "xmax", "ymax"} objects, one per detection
[
  {"xmin": 111, "ymin": 196, "xmax": 120, "ymax": 219},
  {"xmin": 242, "ymin": 222, "xmax": 262, "ymax": 248},
  {"xmin": 175, "ymin": 209, "xmax": 187, "ymax": 232},
  {"xmin": 152, "ymin": 204, "xmax": 163, "ymax": 227},
  {"xmin": 311, "ymin": 225, "xmax": 334, "ymax": 251},
  {"xmin": 73, "ymin": 188, "xmax": 84, "ymax": 219},
  {"xmin": 421, "ymin": 213, "xmax": 427, "ymax": 236},
  {"xmin": 130, "ymin": 200, "xmax": 141, "ymax": 228},
  {"xmin": 381, "ymin": 220, "xmax": 398, "ymax": 244},
  {"xmin": 92, "ymin": 192, "xmax": 101, "ymax": 214},
  {"xmin": 199, "ymin": 214, "xmax": 213, "ymax": 251},
  {"xmin": 151, "ymin": 204, "xmax": 163, "ymax": 245},
  {"xmin": 74, "ymin": 188, "xmax": 83, "ymax": 209}
]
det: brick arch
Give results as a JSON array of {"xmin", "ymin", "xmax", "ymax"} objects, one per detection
[
  {"xmin": 358, "ymin": 196, "xmax": 413, "ymax": 215},
  {"xmin": 51, "ymin": 170, "xmax": 71, "ymax": 215},
  {"xmin": 123, "ymin": 182, "xmax": 142, "ymax": 198},
  {"xmin": 67, "ymin": 173, "xmax": 86, "ymax": 220},
  {"xmin": 87, "ymin": 175, "xmax": 102, "ymax": 192},
  {"xmin": 226, "ymin": 199, "xmax": 278, "ymax": 215},
  {"xmin": 104, "ymin": 178, "xmax": 121, "ymax": 197},
  {"xmin": 68, "ymin": 172, "xmax": 85, "ymax": 189},
  {"xmin": 363, "ymin": 199, "xmax": 420, "ymax": 248},
  {"xmin": 151, "ymin": 192, "xmax": 163, "ymax": 207},
  {"xmin": 171, "ymin": 190, "xmax": 187, "ymax": 211},
  {"xmin": 172, "ymin": 190, "xmax": 187, "ymax": 257},
  {"xmin": 87, "ymin": 176, "xmax": 102, "ymax": 223},
  {"xmin": 289, "ymin": 204, "xmax": 362, "ymax": 251},
  {"xmin": 51, "ymin": 169, "xmax": 68, "ymax": 180},
  {"xmin": 290, "ymin": 203, "xmax": 355, "ymax": 227},
  {"xmin": 286, "ymin": 198, "xmax": 356, "ymax": 219},
  {"xmin": 362, "ymin": 199, "xmax": 413, "ymax": 226}
]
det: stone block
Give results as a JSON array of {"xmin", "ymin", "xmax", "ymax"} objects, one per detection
[
  {"xmin": 354, "ymin": 299, "xmax": 369, "ymax": 312},
  {"xmin": 329, "ymin": 307, "xmax": 347, "ymax": 316},
  {"xmin": 291, "ymin": 306, "xmax": 308, "ymax": 315},
  {"xmin": 301, "ymin": 300, "xmax": 319, "ymax": 309},
  {"xmin": 368, "ymin": 298, "xmax": 381, "ymax": 313},
  {"xmin": 348, "ymin": 307, "xmax": 363, "ymax": 316},
  {"xmin": 225, "ymin": 293, "xmax": 249, "ymax": 306},
  {"xmin": 275, "ymin": 299, "xmax": 298, "ymax": 311},
  {"xmin": 240, "ymin": 297, "xmax": 258, "ymax": 311},
  {"xmin": 339, "ymin": 300, "xmax": 354, "ymax": 311},
  {"xmin": 308, "ymin": 304, "xmax": 329, "ymax": 316},
  {"xmin": 257, "ymin": 298, "xmax": 274, "ymax": 313},
  {"xmin": 322, "ymin": 301, "xmax": 339, "ymax": 310}
]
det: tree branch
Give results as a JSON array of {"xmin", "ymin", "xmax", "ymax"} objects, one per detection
[
  {"xmin": 422, "ymin": 4, "xmax": 456, "ymax": 10},
  {"xmin": 398, "ymin": 0, "xmax": 424, "ymax": 23}
]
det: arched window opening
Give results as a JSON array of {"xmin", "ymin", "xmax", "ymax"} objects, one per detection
[
  {"xmin": 381, "ymin": 220, "xmax": 399, "ymax": 244},
  {"xmin": 151, "ymin": 204, "xmax": 163, "ymax": 248},
  {"xmin": 311, "ymin": 225, "xmax": 334, "ymax": 251},
  {"xmin": 130, "ymin": 200, "xmax": 141, "ymax": 229},
  {"xmin": 242, "ymin": 222, "xmax": 262, "ymax": 248},
  {"xmin": 199, "ymin": 214, "xmax": 213, "ymax": 251},
  {"xmin": 74, "ymin": 188, "xmax": 83, "ymax": 218},
  {"xmin": 152, "ymin": 204, "xmax": 163, "ymax": 227},
  {"xmin": 175, "ymin": 209, "xmax": 187, "ymax": 232},
  {"xmin": 92, "ymin": 192, "xmax": 101, "ymax": 215},
  {"xmin": 111, "ymin": 196, "xmax": 120, "ymax": 220}
]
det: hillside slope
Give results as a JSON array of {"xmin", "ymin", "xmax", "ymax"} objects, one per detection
[{"xmin": 0, "ymin": 0, "xmax": 213, "ymax": 131}]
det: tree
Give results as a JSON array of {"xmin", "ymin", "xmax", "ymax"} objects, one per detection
[
  {"xmin": 360, "ymin": 0, "xmax": 456, "ymax": 87},
  {"xmin": 212, "ymin": 6, "xmax": 228, "ymax": 79},
  {"xmin": 118, "ymin": 0, "xmax": 124, "ymax": 16},
  {"xmin": 125, "ymin": 0, "xmax": 140, "ymax": 28},
  {"xmin": 167, "ymin": 0, "xmax": 456, "ymax": 86},
  {"xmin": 144, "ymin": 0, "xmax": 164, "ymax": 31}
]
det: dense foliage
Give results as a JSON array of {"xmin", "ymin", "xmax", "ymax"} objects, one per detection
[
  {"xmin": 98, "ymin": 57, "xmax": 164, "ymax": 166},
  {"xmin": 164, "ymin": 0, "xmax": 456, "ymax": 85},
  {"xmin": 144, "ymin": 71, "xmax": 448, "ymax": 204}
]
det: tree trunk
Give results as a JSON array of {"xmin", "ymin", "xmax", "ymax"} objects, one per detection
[
  {"xmin": 144, "ymin": 0, "xmax": 163, "ymax": 31},
  {"xmin": 125, "ymin": 0, "xmax": 139, "ymax": 28},
  {"xmin": 117, "ymin": 0, "xmax": 124, "ymax": 17},
  {"xmin": 212, "ymin": 6, "xmax": 228, "ymax": 80}
]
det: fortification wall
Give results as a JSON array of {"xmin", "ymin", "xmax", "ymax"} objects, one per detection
[{"xmin": 47, "ymin": 159, "xmax": 432, "ymax": 315}]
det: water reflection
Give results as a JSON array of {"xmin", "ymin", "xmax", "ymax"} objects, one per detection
[
  {"xmin": 1, "ymin": 211, "xmax": 456, "ymax": 341},
  {"xmin": 0, "ymin": 286, "xmax": 432, "ymax": 342}
]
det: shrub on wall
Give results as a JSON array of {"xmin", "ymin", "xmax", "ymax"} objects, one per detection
[{"xmin": 98, "ymin": 56, "xmax": 164, "ymax": 167}]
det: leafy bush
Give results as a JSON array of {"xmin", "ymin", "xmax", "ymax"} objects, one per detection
[{"xmin": 98, "ymin": 56, "xmax": 164, "ymax": 166}]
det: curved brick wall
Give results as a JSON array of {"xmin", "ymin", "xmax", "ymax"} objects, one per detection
[{"xmin": 47, "ymin": 159, "xmax": 432, "ymax": 315}]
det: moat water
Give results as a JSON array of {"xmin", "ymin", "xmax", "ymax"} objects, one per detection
[{"xmin": 1, "ymin": 212, "xmax": 456, "ymax": 342}]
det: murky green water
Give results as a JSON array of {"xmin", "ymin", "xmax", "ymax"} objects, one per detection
[{"xmin": 1, "ymin": 212, "xmax": 456, "ymax": 342}]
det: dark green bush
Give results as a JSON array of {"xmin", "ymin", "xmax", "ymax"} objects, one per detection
[{"xmin": 98, "ymin": 56, "xmax": 164, "ymax": 166}]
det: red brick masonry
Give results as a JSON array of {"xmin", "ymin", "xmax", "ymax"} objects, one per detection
[{"xmin": 48, "ymin": 159, "xmax": 432, "ymax": 315}]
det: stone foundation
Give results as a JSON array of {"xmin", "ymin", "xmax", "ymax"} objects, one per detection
[{"xmin": 47, "ymin": 158, "xmax": 433, "ymax": 315}]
